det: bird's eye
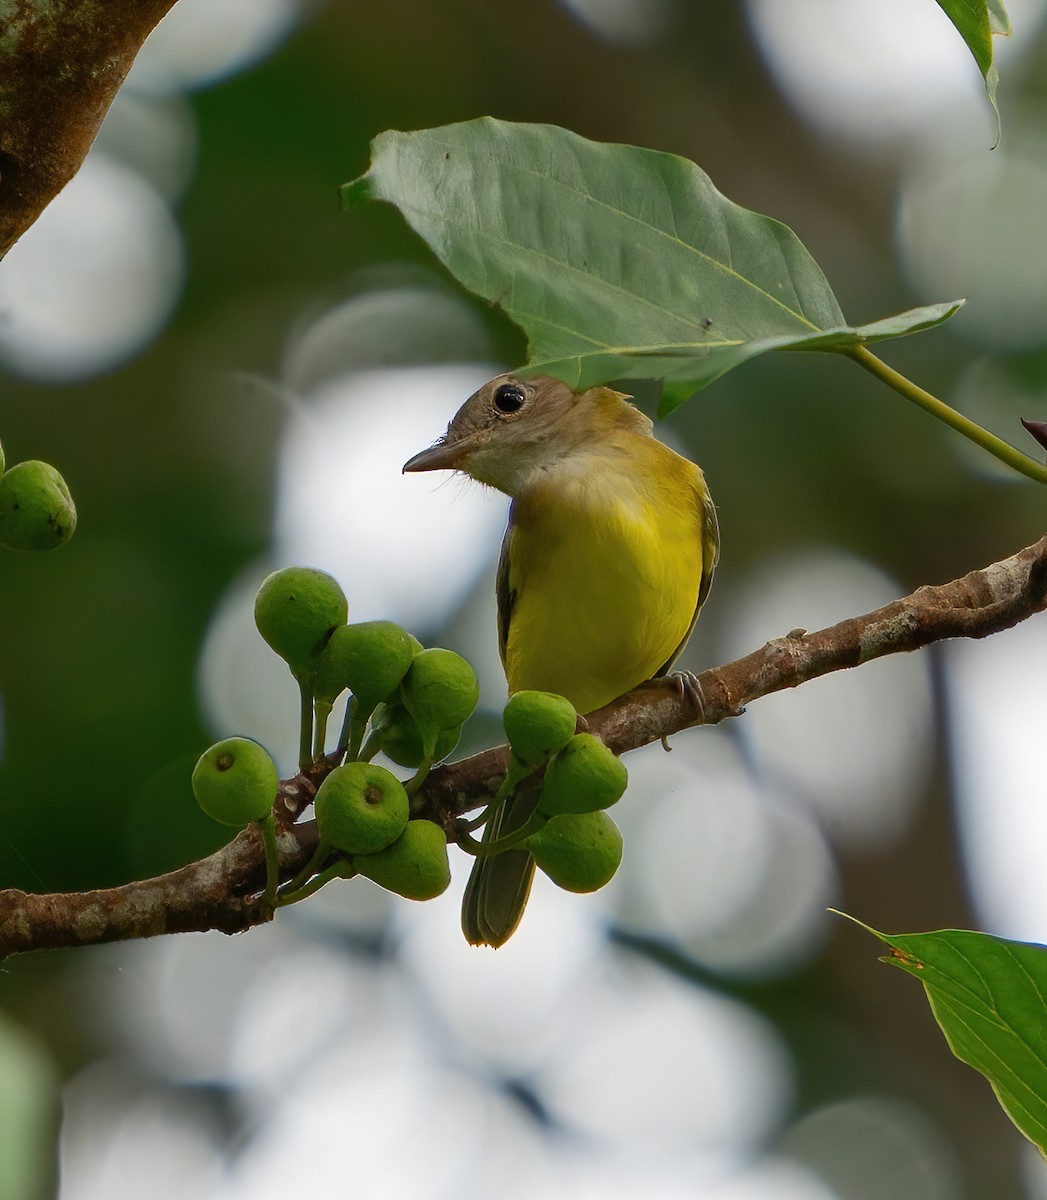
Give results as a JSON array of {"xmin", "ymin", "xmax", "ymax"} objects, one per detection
[{"xmin": 493, "ymin": 383, "xmax": 526, "ymax": 414}]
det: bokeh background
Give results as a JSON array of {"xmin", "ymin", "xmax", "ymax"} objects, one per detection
[{"xmin": 3, "ymin": 0, "xmax": 1047, "ymax": 1196}]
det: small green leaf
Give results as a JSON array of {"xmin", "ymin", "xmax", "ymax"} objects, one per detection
[
  {"xmin": 935, "ymin": 0, "xmax": 1011, "ymax": 135},
  {"xmin": 842, "ymin": 913, "xmax": 1047, "ymax": 1153},
  {"xmin": 343, "ymin": 120, "xmax": 961, "ymax": 406}
]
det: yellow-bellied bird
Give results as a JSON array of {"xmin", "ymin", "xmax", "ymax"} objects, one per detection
[{"xmin": 404, "ymin": 374, "xmax": 718, "ymax": 946}]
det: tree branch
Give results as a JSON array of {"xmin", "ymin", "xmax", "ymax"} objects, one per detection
[
  {"xmin": 0, "ymin": 0, "xmax": 177, "ymax": 258},
  {"xmin": 3, "ymin": 534, "xmax": 1046, "ymax": 958}
]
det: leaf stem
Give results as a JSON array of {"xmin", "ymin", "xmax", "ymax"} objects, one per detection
[{"xmin": 847, "ymin": 345, "xmax": 1047, "ymax": 484}]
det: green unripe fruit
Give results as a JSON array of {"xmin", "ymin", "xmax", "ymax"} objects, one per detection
[
  {"xmin": 192, "ymin": 736, "xmax": 279, "ymax": 827},
  {"xmin": 356, "ymin": 819, "xmax": 451, "ymax": 900},
  {"xmin": 254, "ymin": 566, "xmax": 347, "ymax": 679},
  {"xmin": 0, "ymin": 460, "xmax": 76, "ymax": 552},
  {"xmin": 528, "ymin": 811, "xmax": 623, "ymax": 893},
  {"xmin": 400, "ymin": 648, "xmax": 479, "ymax": 744},
  {"xmin": 314, "ymin": 762, "xmax": 409, "ymax": 855},
  {"xmin": 313, "ymin": 620, "xmax": 415, "ymax": 710},
  {"xmin": 503, "ymin": 690, "xmax": 577, "ymax": 767},
  {"xmin": 538, "ymin": 733, "xmax": 628, "ymax": 816},
  {"xmin": 370, "ymin": 702, "xmax": 460, "ymax": 768}
]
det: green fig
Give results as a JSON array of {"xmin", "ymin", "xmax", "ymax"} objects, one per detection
[
  {"xmin": 503, "ymin": 690, "xmax": 577, "ymax": 767},
  {"xmin": 0, "ymin": 460, "xmax": 76, "ymax": 552},
  {"xmin": 356, "ymin": 819, "xmax": 451, "ymax": 900},
  {"xmin": 192, "ymin": 736, "xmax": 279, "ymax": 827},
  {"xmin": 314, "ymin": 762, "xmax": 409, "ymax": 855},
  {"xmin": 370, "ymin": 702, "xmax": 460, "ymax": 768},
  {"xmin": 313, "ymin": 620, "xmax": 415, "ymax": 710},
  {"xmin": 400, "ymin": 648, "xmax": 479, "ymax": 751},
  {"xmin": 537, "ymin": 733, "xmax": 628, "ymax": 816},
  {"xmin": 254, "ymin": 566, "xmax": 347, "ymax": 680},
  {"xmin": 528, "ymin": 811, "xmax": 623, "ymax": 893}
]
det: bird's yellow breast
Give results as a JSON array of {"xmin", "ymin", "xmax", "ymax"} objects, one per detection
[{"xmin": 502, "ymin": 434, "xmax": 708, "ymax": 714}]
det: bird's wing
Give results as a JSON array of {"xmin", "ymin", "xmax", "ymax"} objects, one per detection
[
  {"xmin": 461, "ymin": 788, "xmax": 537, "ymax": 947},
  {"xmin": 656, "ymin": 478, "xmax": 720, "ymax": 677},
  {"xmin": 495, "ymin": 507, "xmax": 518, "ymax": 672},
  {"xmin": 463, "ymin": 502, "xmax": 536, "ymax": 948},
  {"xmin": 696, "ymin": 483, "xmax": 721, "ymax": 611}
]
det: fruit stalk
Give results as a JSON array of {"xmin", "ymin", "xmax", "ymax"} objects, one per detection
[{"xmin": 298, "ymin": 681, "xmax": 314, "ymax": 771}]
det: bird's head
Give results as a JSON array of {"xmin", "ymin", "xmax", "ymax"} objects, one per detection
[{"xmin": 403, "ymin": 374, "xmax": 650, "ymax": 494}]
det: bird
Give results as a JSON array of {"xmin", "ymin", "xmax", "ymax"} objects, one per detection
[{"xmin": 403, "ymin": 373, "xmax": 719, "ymax": 946}]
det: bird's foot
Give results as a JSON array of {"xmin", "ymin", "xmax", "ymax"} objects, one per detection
[{"xmin": 668, "ymin": 669, "xmax": 706, "ymax": 722}]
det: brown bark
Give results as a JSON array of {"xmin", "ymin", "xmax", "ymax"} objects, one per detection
[{"xmin": 0, "ymin": 0, "xmax": 177, "ymax": 258}]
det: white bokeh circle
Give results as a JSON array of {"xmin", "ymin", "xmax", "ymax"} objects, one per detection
[
  {"xmin": 897, "ymin": 147, "xmax": 1047, "ymax": 350},
  {"xmin": 0, "ymin": 154, "xmax": 183, "ymax": 382},
  {"xmin": 746, "ymin": 0, "xmax": 1045, "ymax": 151},
  {"xmin": 281, "ymin": 285, "xmax": 494, "ymax": 395},
  {"xmin": 719, "ymin": 550, "xmax": 934, "ymax": 850},
  {"xmin": 624, "ymin": 731, "xmax": 836, "ymax": 976},
  {"xmin": 125, "ymin": 0, "xmax": 303, "ymax": 94},
  {"xmin": 947, "ymin": 616, "xmax": 1047, "ymax": 939},
  {"xmin": 535, "ymin": 960, "xmax": 793, "ymax": 1154},
  {"xmin": 273, "ymin": 365, "xmax": 508, "ymax": 635},
  {"xmin": 558, "ymin": 0, "xmax": 674, "ymax": 45}
]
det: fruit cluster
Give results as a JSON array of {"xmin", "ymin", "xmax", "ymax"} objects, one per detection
[
  {"xmin": 492, "ymin": 691, "xmax": 626, "ymax": 892},
  {"xmin": 192, "ymin": 566, "xmax": 474, "ymax": 907},
  {"xmin": 0, "ymin": 440, "xmax": 76, "ymax": 552},
  {"xmin": 190, "ymin": 566, "xmax": 630, "ymax": 928}
]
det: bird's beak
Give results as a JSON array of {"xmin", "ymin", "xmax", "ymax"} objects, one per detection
[{"xmin": 402, "ymin": 433, "xmax": 479, "ymax": 473}]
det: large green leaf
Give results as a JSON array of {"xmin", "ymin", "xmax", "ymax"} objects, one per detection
[
  {"xmin": 343, "ymin": 119, "xmax": 961, "ymax": 415},
  {"xmin": 848, "ymin": 917, "xmax": 1047, "ymax": 1152},
  {"xmin": 935, "ymin": 0, "xmax": 1011, "ymax": 133}
]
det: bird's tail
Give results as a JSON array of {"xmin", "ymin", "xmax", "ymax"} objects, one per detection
[{"xmin": 461, "ymin": 789, "xmax": 537, "ymax": 947}]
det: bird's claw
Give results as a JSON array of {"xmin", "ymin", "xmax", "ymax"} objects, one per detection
[{"xmin": 668, "ymin": 669, "xmax": 706, "ymax": 722}]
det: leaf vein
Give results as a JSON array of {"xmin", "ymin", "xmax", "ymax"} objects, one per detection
[
  {"xmin": 517, "ymin": 164, "xmax": 822, "ymax": 332},
  {"xmin": 933, "ymin": 996, "xmax": 1047, "ymax": 1095},
  {"xmin": 392, "ymin": 198, "xmax": 716, "ymax": 335}
]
